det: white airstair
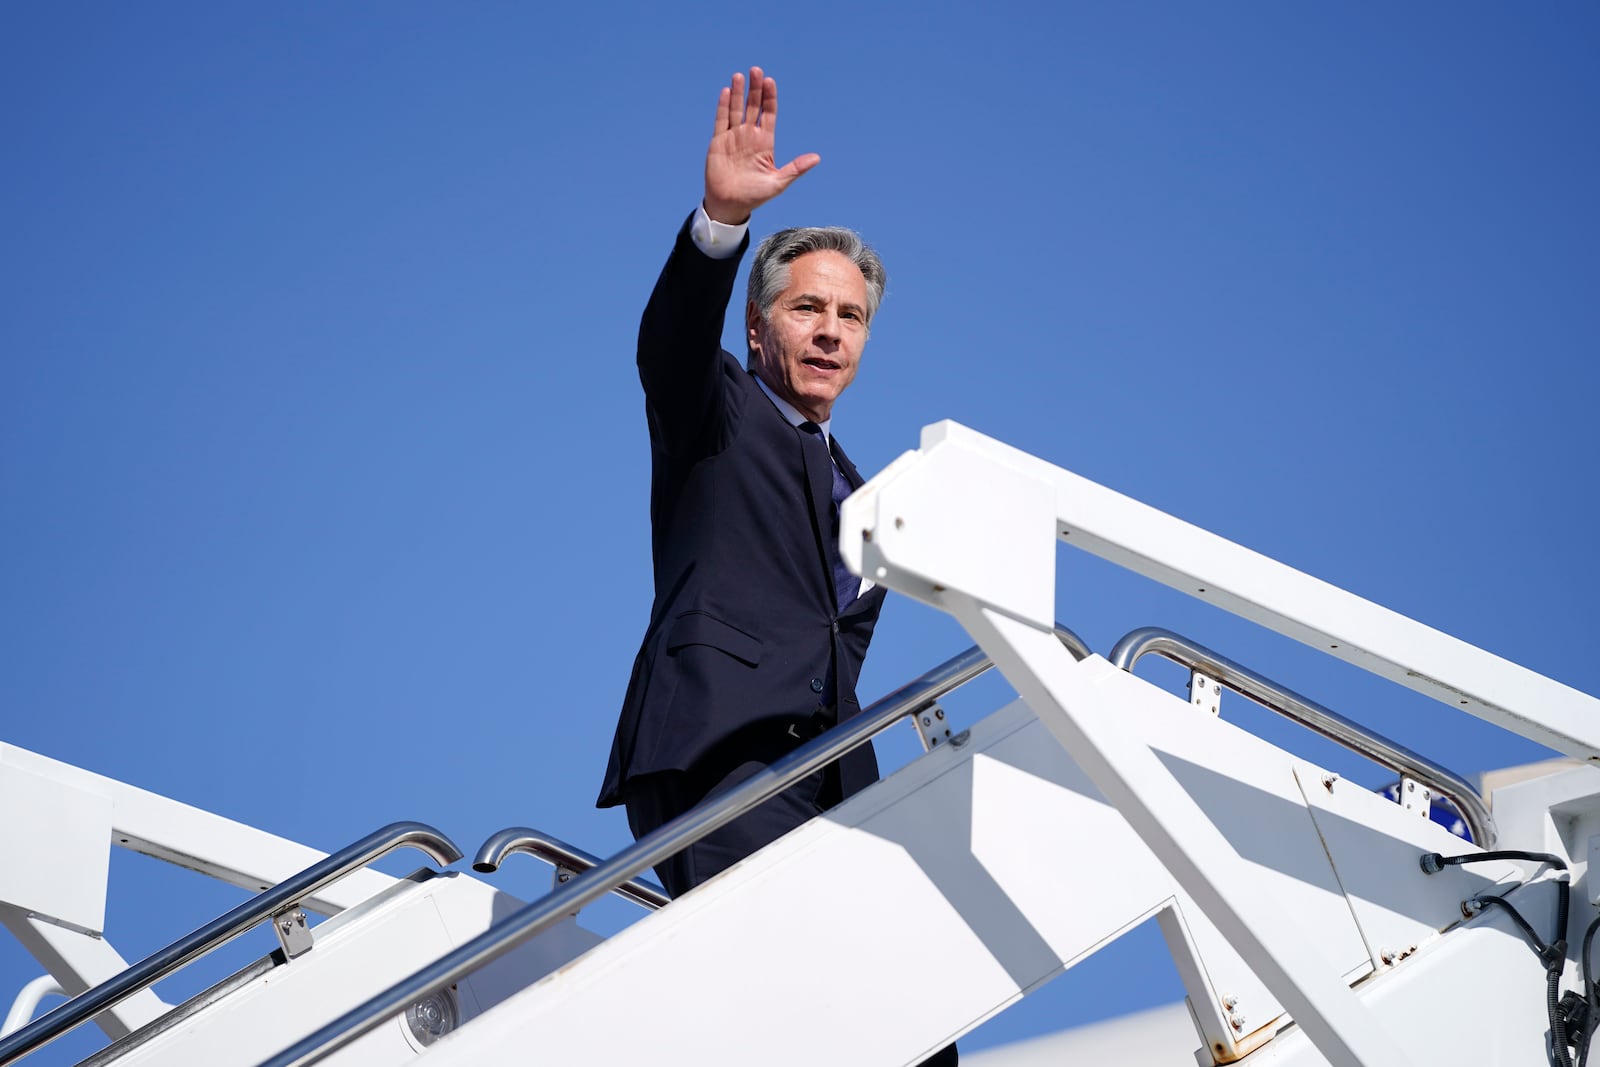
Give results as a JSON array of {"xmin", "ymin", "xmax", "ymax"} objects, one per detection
[{"xmin": 4, "ymin": 421, "xmax": 1599, "ymax": 1067}]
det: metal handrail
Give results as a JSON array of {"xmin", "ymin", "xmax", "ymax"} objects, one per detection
[
  {"xmin": 0, "ymin": 821, "xmax": 462, "ymax": 1066},
  {"xmin": 473, "ymin": 828, "xmax": 671, "ymax": 910},
  {"xmin": 257, "ymin": 623, "xmax": 1092, "ymax": 1067},
  {"xmin": 1109, "ymin": 626, "xmax": 1496, "ymax": 848}
]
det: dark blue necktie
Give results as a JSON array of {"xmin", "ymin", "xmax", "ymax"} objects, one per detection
[{"xmin": 801, "ymin": 422, "xmax": 858, "ymax": 615}]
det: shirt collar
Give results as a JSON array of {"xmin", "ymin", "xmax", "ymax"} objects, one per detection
[{"xmin": 754, "ymin": 372, "xmax": 831, "ymax": 441}]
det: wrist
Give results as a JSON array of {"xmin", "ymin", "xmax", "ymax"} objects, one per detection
[{"xmin": 702, "ymin": 196, "xmax": 752, "ymax": 226}]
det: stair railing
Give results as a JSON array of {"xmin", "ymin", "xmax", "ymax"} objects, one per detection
[
  {"xmin": 256, "ymin": 624, "xmax": 1092, "ymax": 1067},
  {"xmin": 0, "ymin": 821, "xmax": 461, "ymax": 1065},
  {"xmin": 1110, "ymin": 626, "xmax": 1495, "ymax": 847},
  {"xmin": 472, "ymin": 828, "xmax": 671, "ymax": 910}
]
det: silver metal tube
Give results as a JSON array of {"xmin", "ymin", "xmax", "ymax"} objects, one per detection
[
  {"xmin": 1109, "ymin": 626, "xmax": 1496, "ymax": 848},
  {"xmin": 1052, "ymin": 623, "xmax": 1093, "ymax": 663},
  {"xmin": 0, "ymin": 822, "xmax": 461, "ymax": 1066},
  {"xmin": 472, "ymin": 828, "xmax": 671, "ymax": 910},
  {"xmin": 258, "ymin": 626, "xmax": 1094, "ymax": 1067}
]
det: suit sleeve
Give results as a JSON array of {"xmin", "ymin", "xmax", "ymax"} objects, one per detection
[{"xmin": 637, "ymin": 213, "xmax": 750, "ymax": 457}]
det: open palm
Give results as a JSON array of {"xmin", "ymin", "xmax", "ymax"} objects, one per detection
[{"xmin": 703, "ymin": 66, "xmax": 820, "ymax": 225}]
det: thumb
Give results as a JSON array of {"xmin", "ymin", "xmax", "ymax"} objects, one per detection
[{"xmin": 777, "ymin": 152, "xmax": 821, "ymax": 184}]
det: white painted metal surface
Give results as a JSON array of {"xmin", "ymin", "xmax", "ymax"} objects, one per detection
[
  {"xmin": 0, "ymin": 743, "xmax": 395, "ymax": 921},
  {"xmin": 843, "ymin": 422, "xmax": 1600, "ymax": 1065},
  {"xmin": 410, "ymin": 672, "xmax": 1508, "ymax": 1066},
  {"xmin": 847, "ymin": 421, "xmax": 1600, "ymax": 760},
  {"xmin": 104, "ymin": 873, "xmax": 600, "ymax": 1067}
]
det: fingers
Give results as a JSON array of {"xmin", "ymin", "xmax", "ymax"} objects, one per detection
[
  {"xmin": 743, "ymin": 66, "xmax": 765, "ymax": 126},
  {"xmin": 714, "ymin": 71, "xmax": 742, "ymax": 133},
  {"xmin": 716, "ymin": 66, "xmax": 780, "ymax": 132},
  {"xmin": 759, "ymin": 71, "xmax": 778, "ymax": 129}
]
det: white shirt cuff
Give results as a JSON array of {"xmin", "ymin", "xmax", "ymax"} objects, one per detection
[{"xmin": 690, "ymin": 204, "xmax": 748, "ymax": 260}]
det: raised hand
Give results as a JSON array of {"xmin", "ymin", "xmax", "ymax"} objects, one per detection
[{"xmin": 703, "ymin": 67, "xmax": 820, "ymax": 225}]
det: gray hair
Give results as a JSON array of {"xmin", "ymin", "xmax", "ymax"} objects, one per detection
[{"xmin": 746, "ymin": 227, "xmax": 887, "ymax": 350}]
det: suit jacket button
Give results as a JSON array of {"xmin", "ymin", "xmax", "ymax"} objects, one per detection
[
  {"xmin": 831, "ymin": 621, "xmax": 840, "ymax": 634},
  {"xmin": 809, "ymin": 678, "xmax": 824, "ymax": 693}
]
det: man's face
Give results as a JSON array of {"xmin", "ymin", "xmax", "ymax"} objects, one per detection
[{"xmin": 747, "ymin": 250, "xmax": 870, "ymax": 424}]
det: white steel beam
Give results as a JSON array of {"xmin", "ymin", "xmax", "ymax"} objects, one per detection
[
  {"xmin": 0, "ymin": 743, "xmax": 393, "ymax": 919},
  {"xmin": 0, "ymin": 908, "xmax": 168, "ymax": 1041},
  {"xmin": 964, "ymin": 611, "xmax": 1411, "ymax": 1067},
  {"xmin": 848, "ymin": 421, "xmax": 1600, "ymax": 762},
  {"xmin": 844, "ymin": 425, "xmax": 1434, "ymax": 1067}
]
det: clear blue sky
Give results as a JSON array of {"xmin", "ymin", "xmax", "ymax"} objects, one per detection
[{"xmin": 3, "ymin": 3, "xmax": 1597, "ymax": 1059}]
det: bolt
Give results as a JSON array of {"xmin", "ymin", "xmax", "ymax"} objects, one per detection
[
  {"xmin": 935, "ymin": 708, "xmax": 944, "ymax": 720},
  {"xmin": 1406, "ymin": 781, "xmax": 1415, "ymax": 792},
  {"xmin": 1380, "ymin": 948, "xmax": 1396, "ymax": 965},
  {"xmin": 1323, "ymin": 773, "xmax": 1339, "ymax": 791},
  {"xmin": 1222, "ymin": 996, "xmax": 1238, "ymax": 1010},
  {"xmin": 949, "ymin": 730, "xmax": 971, "ymax": 749},
  {"xmin": 1229, "ymin": 1013, "xmax": 1246, "ymax": 1031},
  {"xmin": 280, "ymin": 920, "xmax": 292, "ymax": 933},
  {"xmin": 922, "ymin": 716, "xmax": 931, "ymax": 726}
]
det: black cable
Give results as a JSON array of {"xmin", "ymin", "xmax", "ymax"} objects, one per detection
[
  {"xmin": 1478, "ymin": 886, "xmax": 1574, "ymax": 1067},
  {"xmin": 1420, "ymin": 849, "xmax": 1569, "ymax": 875},
  {"xmin": 1476, "ymin": 894, "xmax": 1557, "ymax": 960},
  {"xmin": 1578, "ymin": 915, "xmax": 1600, "ymax": 1067},
  {"xmin": 1555, "ymin": 965, "xmax": 1575, "ymax": 1067},
  {"xmin": 1426, "ymin": 852, "xmax": 1575, "ymax": 1067}
]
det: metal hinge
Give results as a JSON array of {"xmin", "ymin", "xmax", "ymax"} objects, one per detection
[
  {"xmin": 272, "ymin": 904, "xmax": 313, "ymax": 959},
  {"xmin": 912, "ymin": 702, "xmax": 954, "ymax": 751},
  {"xmin": 1191, "ymin": 671, "xmax": 1221, "ymax": 716}
]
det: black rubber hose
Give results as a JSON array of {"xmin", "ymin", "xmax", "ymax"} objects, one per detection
[
  {"xmin": 1477, "ymin": 894, "xmax": 1553, "ymax": 956},
  {"xmin": 1554, "ymin": 964, "xmax": 1575, "ymax": 1067},
  {"xmin": 1578, "ymin": 915, "xmax": 1600, "ymax": 1067},
  {"xmin": 1422, "ymin": 850, "xmax": 1574, "ymax": 1065},
  {"xmin": 1421, "ymin": 849, "xmax": 1569, "ymax": 875}
]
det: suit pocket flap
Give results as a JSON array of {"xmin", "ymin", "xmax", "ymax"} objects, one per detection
[{"xmin": 666, "ymin": 612, "xmax": 764, "ymax": 667}]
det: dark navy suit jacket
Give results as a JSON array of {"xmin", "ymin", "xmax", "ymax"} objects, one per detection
[{"xmin": 597, "ymin": 215, "xmax": 887, "ymax": 809}]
